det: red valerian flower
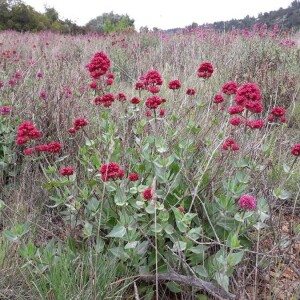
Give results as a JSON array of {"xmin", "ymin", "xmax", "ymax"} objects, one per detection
[
  {"xmin": 245, "ymin": 101, "xmax": 263, "ymax": 113},
  {"xmin": 222, "ymin": 138, "xmax": 239, "ymax": 151},
  {"xmin": 186, "ymin": 88, "xmax": 196, "ymax": 95},
  {"xmin": 35, "ymin": 144, "xmax": 49, "ymax": 152},
  {"xmin": 267, "ymin": 115, "xmax": 274, "ymax": 123},
  {"xmin": 246, "ymin": 120, "xmax": 265, "ymax": 129},
  {"xmin": 68, "ymin": 128, "xmax": 77, "ymax": 133},
  {"xmin": 159, "ymin": 108, "xmax": 165, "ymax": 116},
  {"xmin": 128, "ymin": 173, "xmax": 139, "ymax": 181},
  {"xmin": 116, "ymin": 93, "xmax": 127, "ymax": 101},
  {"xmin": 131, "ymin": 97, "xmax": 140, "ymax": 104},
  {"xmin": 40, "ymin": 91, "xmax": 47, "ymax": 99},
  {"xmin": 135, "ymin": 82, "xmax": 145, "ymax": 90},
  {"xmin": 47, "ymin": 142, "xmax": 62, "ymax": 153},
  {"xmin": 74, "ymin": 118, "xmax": 88, "ymax": 130},
  {"xmin": 271, "ymin": 107, "xmax": 286, "ymax": 117},
  {"xmin": 228, "ymin": 106, "xmax": 244, "ymax": 115},
  {"xmin": 60, "ymin": 166, "xmax": 74, "ymax": 176},
  {"xmin": 168, "ymin": 80, "xmax": 181, "ymax": 90},
  {"xmin": 148, "ymin": 86, "xmax": 160, "ymax": 94},
  {"xmin": 14, "ymin": 72, "xmax": 22, "ymax": 79},
  {"xmin": 235, "ymin": 83, "xmax": 262, "ymax": 107},
  {"xmin": 145, "ymin": 96, "xmax": 162, "ymax": 109},
  {"xmin": 16, "ymin": 121, "xmax": 41, "ymax": 144},
  {"xmin": 145, "ymin": 110, "xmax": 152, "ymax": 117},
  {"xmin": 23, "ymin": 148, "xmax": 35, "ymax": 156},
  {"xmin": 197, "ymin": 62, "xmax": 214, "ymax": 78},
  {"xmin": 100, "ymin": 162, "xmax": 123, "ymax": 181},
  {"xmin": 291, "ymin": 144, "xmax": 300, "ymax": 156},
  {"xmin": 95, "ymin": 93, "xmax": 115, "ymax": 107},
  {"xmin": 280, "ymin": 116, "xmax": 286, "ymax": 123},
  {"xmin": 142, "ymin": 187, "xmax": 153, "ymax": 200},
  {"xmin": 144, "ymin": 70, "xmax": 163, "ymax": 86},
  {"xmin": 106, "ymin": 78, "xmax": 113, "ymax": 85},
  {"xmin": 221, "ymin": 82, "xmax": 238, "ymax": 95},
  {"xmin": 107, "ymin": 73, "xmax": 114, "ymax": 79},
  {"xmin": 0, "ymin": 106, "xmax": 11, "ymax": 115},
  {"xmin": 178, "ymin": 206, "xmax": 184, "ymax": 212},
  {"xmin": 230, "ymin": 117, "xmax": 243, "ymax": 126},
  {"xmin": 89, "ymin": 81, "xmax": 97, "ymax": 89},
  {"xmin": 88, "ymin": 51, "xmax": 111, "ymax": 79},
  {"xmin": 238, "ymin": 194, "xmax": 257, "ymax": 210},
  {"xmin": 213, "ymin": 94, "xmax": 224, "ymax": 103}
]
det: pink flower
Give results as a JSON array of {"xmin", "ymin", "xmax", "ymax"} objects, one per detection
[
  {"xmin": 116, "ymin": 93, "xmax": 127, "ymax": 102},
  {"xmin": 0, "ymin": 106, "xmax": 11, "ymax": 115},
  {"xmin": 128, "ymin": 173, "xmax": 139, "ymax": 181},
  {"xmin": 35, "ymin": 144, "xmax": 49, "ymax": 152},
  {"xmin": 131, "ymin": 97, "xmax": 140, "ymax": 104},
  {"xmin": 148, "ymin": 86, "xmax": 160, "ymax": 94},
  {"xmin": 100, "ymin": 162, "xmax": 123, "ymax": 181},
  {"xmin": 145, "ymin": 110, "xmax": 152, "ymax": 117},
  {"xmin": 186, "ymin": 88, "xmax": 196, "ymax": 96},
  {"xmin": 168, "ymin": 80, "xmax": 181, "ymax": 90},
  {"xmin": 291, "ymin": 144, "xmax": 300, "ymax": 156},
  {"xmin": 90, "ymin": 81, "xmax": 97, "ymax": 89},
  {"xmin": 88, "ymin": 51, "xmax": 111, "ymax": 79},
  {"xmin": 23, "ymin": 148, "xmax": 35, "ymax": 156},
  {"xmin": 144, "ymin": 70, "xmax": 163, "ymax": 86},
  {"xmin": 74, "ymin": 118, "xmax": 88, "ymax": 130},
  {"xmin": 246, "ymin": 120, "xmax": 265, "ymax": 129},
  {"xmin": 60, "ymin": 166, "xmax": 74, "ymax": 176},
  {"xmin": 213, "ymin": 94, "xmax": 224, "ymax": 104},
  {"xmin": 40, "ymin": 91, "xmax": 47, "ymax": 99},
  {"xmin": 221, "ymin": 82, "xmax": 238, "ymax": 95},
  {"xmin": 230, "ymin": 117, "xmax": 243, "ymax": 126},
  {"xmin": 222, "ymin": 138, "xmax": 239, "ymax": 151},
  {"xmin": 37, "ymin": 72, "xmax": 43, "ymax": 78},
  {"xmin": 238, "ymin": 195, "xmax": 257, "ymax": 210},
  {"xmin": 142, "ymin": 188, "xmax": 153, "ymax": 200},
  {"xmin": 271, "ymin": 107, "xmax": 286, "ymax": 117},
  {"xmin": 197, "ymin": 62, "xmax": 214, "ymax": 78},
  {"xmin": 159, "ymin": 108, "xmax": 165, "ymax": 116},
  {"xmin": 145, "ymin": 96, "xmax": 162, "ymax": 109},
  {"xmin": 228, "ymin": 106, "xmax": 244, "ymax": 115},
  {"xmin": 47, "ymin": 142, "xmax": 62, "ymax": 153}
]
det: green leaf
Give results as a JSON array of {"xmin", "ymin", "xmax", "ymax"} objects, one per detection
[
  {"xmin": 227, "ymin": 233, "xmax": 240, "ymax": 248},
  {"xmin": 166, "ymin": 282, "xmax": 181, "ymax": 293},
  {"xmin": 19, "ymin": 242, "xmax": 36, "ymax": 258},
  {"xmin": 189, "ymin": 245, "xmax": 207, "ymax": 254},
  {"xmin": 215, "ymin": 272, "xmax": 229, "ymax": 292},
  {"xmin": 182, "ymin": 213, "xmax": 197, "ymax": 225},
  {"xmin": 172, "ymin": 241, "xmax": 187, "ymax": 252},
  {"xmin": 83, "ymin": 222, "xmax": 93, "ymax": 237},
  {"xmin": 87, "ymin": 198, "xmax": 100, "ymax": 212},
  {"xmin": 106, "ymin": 224, "xmax": 126, "ymax": 238},
  {"xmin": 150, "ymin": 223, "xmax": 163, "ymax": 233},
  {"xmin": 145, "ymin": 203, "xmax": 155, "ymax": 214},
  {"xmin": 136, "ymin": 241, "xmax": 149, "ymax": 255},
  {"xmin": 125, "ymin": 241, "xmax": 139, "ymax": 249},
  {"xmin": 158, "ymin": 210, "xmax": 169, "ymax": 222},
  {"xmin": 187, "ymin": 227, "xmax": 202, "ymax": 240},
  {"xmin": 3, "ymin": 230, "xmax": 18, "ymax": 241},
  {"xmin": 272, "ymin": 188, "xmax": 291, "ymax": 200},
  {"xmin": 55, "ymin": 154, "xmax": 70, "ymax": 163},
  {"xmin": 193, "ymin": 265, "xmax": 208, "ymax": 277},
  {"xmin": 114, "ymin": 188, "xmax": 127, "ymax": 206},
  {"xmin": 109, "ymin": 247, "xmax": 130, "ymax": 259},
  {"xmin": 164, "ymin": 224, "xmax": 175, "ymax": 235},
  {"xmin": 228, "ymin": 251, "xmax": 244, "ymax": 266},
  {"xmin": 283, "ymin": 163, "xmax": 290, "ymax": 173}
]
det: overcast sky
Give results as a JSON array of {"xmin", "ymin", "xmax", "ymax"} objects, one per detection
[{"xmin": 23, "ymin": 0, "xmax": 293, "ymax": 30}]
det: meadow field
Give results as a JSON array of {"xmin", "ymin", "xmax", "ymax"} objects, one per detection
[{"xmin": 0, "ymin": 26, "xmax": 300, "ymax": 299}]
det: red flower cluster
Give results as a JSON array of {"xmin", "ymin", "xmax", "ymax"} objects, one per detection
[
  {"xmin": 246, "ymin": 120, "xmax": 265, "ymax": 129},
  {"xmin": 60, "ymin": 166, "xmax": 74, "ymax": 176},
  {"xmin": 135, "ymin": 82, "xmax": 145, "ymax": 90},
  {"xmin": 159, "ymin": 108, "xmax": 165, "ymax": 116},
  {"xmin": 16, "ymin": 121, "xmax": 41, "ymax": 145},
  {"xmin": 145, "ymin": 96, "xmax": 163, "ymax": 109},
  {"xmin": 148, "ymin": 86, "xmax": 160, "ymax": 94},
  {"xmin": 116, "ymin": 93, "xmax": 127, "ymax": 102},
  {"xmin": 168, "ymin": 80, "xmax": 181, "ymax": 90},
  {"xmin": 197, "ymin": 62, "xmax": 214, "ymax": 78},
  {"xmin": 35, "ymin": 144, "xmax": 49, "ymax": 152},
  {"xmin": 228, "ymin": 106, "xmax": 244, "ymax": 115},
  {"xmin": 0, "ymin": 106, "xmax": 11, "ymax": 116},
  {"xmin": 88, "ymin": 51, "xmax": 111, "ymax": 79},
  {"xmin": 213, "ymin": 94, "xmax": 224, "ymax": 104},
  {"xmin": 74, "ymin": 118, "xmax": 88, "ymax": 130},
  {"xmin": 144, "ymin": 70, "xmax": 163, "ymax": 86},
  {"xmin": 268, "ymin": 107, "xmax": 286, "ymax": 123},
  {"xmin": 94, "ymin": 93, "xmax": 115, "ymax": 107},
  {"xmin": 222, "ymin": 138, "xmax": 239, "ymax": 151},
  {"xmin": 235, "ymin": 83, "xmax": 262, "ymax": 108},
  {"xmin": 291, "ymin": 144, "xmax": 300, "ymax": 156},
  {"xmin": 186, "ymin": 88, "xmax": 196, "ymax": 96},
  {"xmin": 238, "ymin": 195, "xmax": 257, "ymax": 210},
  {"xmin": 221, "ymin": 82, "xmax": 238, "ymax": 95},
  {"xmin": 128, "ymin": 173, "xmax": 139, "ymax": 181},
  {"xmin": 142, "ymin": 187, "xmax": 153, "ymax": 200},
  {"xmin": 100, "ymin": 162, "xmax": 124, "ymax": 181},
  {"xmin": 131, "ymin": 97, "xmax": 140, "ymax": 104},
  {"xmin": 230, "ymin": 117, "xmax": 243, "ymax": 126},
  {"xmin": 47, "ymin": 142, "xmax": 62, "ymax": 153}
]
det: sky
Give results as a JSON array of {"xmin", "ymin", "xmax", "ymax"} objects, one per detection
[{"xmin": 23, "ymin": 0, "xmax": 294, "ymax": 30}]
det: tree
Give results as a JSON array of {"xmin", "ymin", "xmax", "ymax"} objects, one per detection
[{"xmin": 86, "ymin": 11, "xmax": 135, "ymax": 33}]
